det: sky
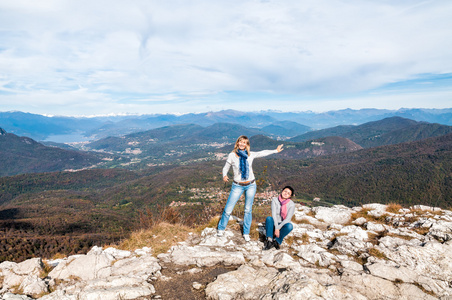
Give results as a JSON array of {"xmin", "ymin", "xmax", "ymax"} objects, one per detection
[{"xmin": 0, "ymin": 0, "xmax": 451, "ymax": 117}]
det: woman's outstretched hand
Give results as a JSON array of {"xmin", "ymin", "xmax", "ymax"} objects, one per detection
[
  {"xmin": 276, "ymin": 144, "xmax": 284, "ymax": 152},
  {"xmin": 223, "ymin": 176, "xmax": 229, "ymax": 182}
]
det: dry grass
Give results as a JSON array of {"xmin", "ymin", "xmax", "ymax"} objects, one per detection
[
  {"xmin": 368, "ymin": 248, "xmax": 387, "ymax": 260},
  {"xmin": 300, "ymin": 233, "xmax": 310, "ymax": 244},
  {"xmin": 413, "ymin": 282, "xmax": 437, "ymax": 297},
  {"xmin": 404, "ymin": 215, "xmax": 420, "ymax": 223},
  {"xmin": 249, "ymin": 221, "xmax": 260, "ymax": 240},
  {"xmin": 413, "ymin": 226, "xmax": 430, "ymax": 236},
  {"xmin": 387, "ymin": 233, "xmax": 414, "ymax": 241},
  {"xmin": 367, "ymin": 230, "xmax": 389, "ymax": 245},
  {"xmin": 40, "ymin": 261, "xmax": 53, "ymax": 279},
  {"xmin": 410, "ymin": 208, "xmax": 443, "ymax": 216},
  {"xmin": 367, "ymin": 232, "xmax": 380, "ymax": 245},
  {"xmin": 354, "ymin": 255, "xmax": 367, "ymax": 265},
  {"xmin": 284, "ymin": 235, "xmax": 296, "ymax": 247},
  {"xmin": 116, "ymin": 222, "xmax": 192, "ymax": 255},
  {"xmin": 306, "ymin": 210, "xmax": 316, "ymax": 218},
  {"xmin": 229, "ymin": 202, "xmax": 271, "ymax": 224},
  {"xmin": 292, "ymin": 218, "xmax": 313, "ymax": 225},
  {"xmin": 386, "ymin": 203, "xmax": 402, "ymax": 214},
  {"xmin": 9, "ymin": 284, "xmax": 23, "ymax": 296},
  {"xmin": 349, "ymin": 208, "xmax": 389, "ymax": 225},
  {"xmin": 349, "ymin": 208, "xmax": 371, "ymax": 223},
  {"xmin": 327, "ymin": 248, "xmax": 342, "ymax": 256},
  {"xmin": 51, "ymin": 252, "xmax": 67, "ymax": 260}
]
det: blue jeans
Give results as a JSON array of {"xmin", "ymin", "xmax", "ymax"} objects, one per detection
[
  {"xmin": 265, "ymin": 216, "xmax": 293, "ymax": 244},
  {"xmin": 218, "ymin": 182, "xmax": 257, "ymax": 235}
]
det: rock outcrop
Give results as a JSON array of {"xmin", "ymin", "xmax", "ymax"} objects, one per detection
[{"xmin": 1, "ymin": 203, "xmax": 451, "ymax": 299}]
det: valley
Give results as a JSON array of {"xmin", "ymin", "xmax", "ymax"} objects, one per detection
[{"xmin": 0, "ymin": 111, "xmax": 451, "ymax": 262}]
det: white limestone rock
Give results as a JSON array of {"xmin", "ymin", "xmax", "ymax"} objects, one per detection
[
  {"xmin": 339, "ymin": 273, "xmax": 437, "ymax": 300},
  {"xmin": 365, "ymin": 221, "xmax": 388, "ymax": 232},
  {"xmin": 163, "ymin": 244, "xmax": 245, "ymax": 267},
  {"xmin": 295, "ymin": 244, "xmax": 338, "ymax": 267},
  {"xmin": 340, "ymin": 225, "xmax": 369, "ymax": 240},
  {"xmin": 192, "ymin": 282, "xmax": 203, "ymax": 290},
  {"xmin": 205, "ymin": 264, "xmax": 278, "ymax": 299},
  {"xmin": 271, "ymin": 252, "xmax": 295, "ymax": 269},
  {"xmin": 77, "ymin": 276, "xmax": 155, "ymax": 300},
  {"xmin": 366, "ymin": 260, "xmax": 418, "ymax": 283},
  {"xmin": 18, "ymin": 275, "xmax": 48, "ymax": 297},
  {"xmin": 271, "ymin": 274, "xmax": 368, "ymax": 300},
  {"xmin": 353, "ymin": 217, "xmax": 367, "ymax": 226},
  {"xmin": 374, "ymin": 238, "xmax": 452, "ymax": 297},
  {"xmin": 363, "ymin": 203, "xmax": 387, "ymax": 213},
  {"xmin": 0, "ymin": 258, "xmax": 44, "ymax": 289},
  {"xmin": 313, "ymin": 205, "xmax": 354, "ymax": 225},
  {"xmin": 111, "ymin": 255, "xmax": 161, "ymax": 278},
  {"xmin": 199, "ymin": 228, "xmax": 236, "ymax": 247},
  {"xmin": 1, "ymin": 293, "xmax": 33, "ymax": 300},
  {"xmin": 39, "ymin": 290, "xmax": 77, "ymax": 300},
  {"xmin": 103, "ymin": 247, "xmax": 131, "ymax": 259},
  {"xmin": 2, "ymin": 204, "xmax": 451, "ymax": 300},
  {"xmin": 48, "ymin": 250, "xmax": 113, "ymax": 281},
  {"xmin": 134, "ymin": 246, "xmax": 152, "ymax": 256},
  {"xmin": 427, "ymin": 220, "xmax": 452, "ymax": 242},
  {"xmin": 412, "ymin": 205, "xmax": 442, "ymax": 212},
  {"xmin": 330, "ymin": 235, "xmax": 371, "ymax": 256},
  {"xmin": 340, "ymin": 259, "xmax": 364, "ymax": 274}
]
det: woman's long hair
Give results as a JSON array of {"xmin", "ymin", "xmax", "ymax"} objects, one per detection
[{"xmin": 233, "ymin": 135, "xmax": 250, "ymax": 155}]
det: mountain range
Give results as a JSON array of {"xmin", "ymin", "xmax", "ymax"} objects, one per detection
[
  {"xmin": 290, "ymin": 116, "xmax": 452, "ymax": 148},
  {"xmin": 1, "ymin": 108, "xmax": 451, "ymax": 142},
  {"xmin": 1, "ymin": 115, "xmax": 451, "ymax": 177}
]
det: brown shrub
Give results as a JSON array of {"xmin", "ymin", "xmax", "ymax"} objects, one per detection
[
  {"xmin": 116, "ymin": 222, "xmax": 192, "ymax": 255},
  {"xmin": 386, "ymin": 203, "xmax": 402, "ymax": 214}
]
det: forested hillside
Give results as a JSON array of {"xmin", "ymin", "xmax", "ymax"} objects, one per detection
[
  {"xmin": 0, "ymin": 129, "xmax": 106, "ymax": 177},
  {"xmin": 1, "ymin": 133, "xmax": 451, "ymax": 261},
  {"xmin": 259, "ymin": 133, "xmax": 452, "ymax": 208},
  {"xmin": 290, "ymin": 116, "xmax": 452, "ymax": 148}
]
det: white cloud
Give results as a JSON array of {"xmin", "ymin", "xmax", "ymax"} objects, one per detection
[{"xmin": 0, "ymin": 0, "xmax": 451, "ymax": 115}]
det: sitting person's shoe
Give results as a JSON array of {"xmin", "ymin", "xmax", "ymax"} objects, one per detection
[
  {"xmin": 263, "ymin": 239, "xmax": 274, "ymax": 250},
  {"xmin": 217, "ymin": 230, "xmax": 224, "ymax": 237},
  {"xmin": 243, "ymin": 234, "xmax": 251, "ymax": 242},
  {"xmin": 273, "ymin": 239, "xmax": 280, "ymax": 250}
]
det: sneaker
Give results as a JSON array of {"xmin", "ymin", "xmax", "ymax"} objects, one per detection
[
  {"xmin": 217, "ymin": 230, "xmax": 224, "ymax": 237},
  {"xmin": 263, "ymin": 239, "xmax": 274, "ymax": 250},
  {"xmin": 243, "ymin": 234, "xmax": 251, "ymax": 242},
  {"xmin": 273, "ymin": 239, "xmax": 280, "ymax": 250}
]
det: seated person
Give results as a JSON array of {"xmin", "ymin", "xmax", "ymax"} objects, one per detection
[{"xmin": 264, "ymin": 186, "xmax": 295, "ymax": 250}]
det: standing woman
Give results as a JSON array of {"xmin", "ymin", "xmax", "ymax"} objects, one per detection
[
  {"xmin": 217, "ymin": 135, "xmax": 284, "ymax": 242},
  {"xmin": 264, "ymin": 186, "xmax": 295, "ymax": 250}
]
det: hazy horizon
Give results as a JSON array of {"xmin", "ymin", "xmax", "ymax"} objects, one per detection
[{"xmin": 2, "ymin": 107, "xmax": 452, "ymax": 119}]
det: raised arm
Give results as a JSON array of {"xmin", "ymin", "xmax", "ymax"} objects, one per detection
[{"xmin": 253, "ymin": 144, "xmax": 284, "ymax": 159}]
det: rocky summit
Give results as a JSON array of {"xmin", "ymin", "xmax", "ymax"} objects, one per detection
[{"xmin": 1, "ymin": 203, "xmax": 451, "ymax": 300}]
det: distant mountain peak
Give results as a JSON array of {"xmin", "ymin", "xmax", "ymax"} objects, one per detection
[{"xmin": 0, "ymin": 127, "xmax": 6, "ymax": 135}]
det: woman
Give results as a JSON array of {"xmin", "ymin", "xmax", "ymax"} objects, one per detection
[
  {"xmin": 217, "ymin": 135, "xmax": 284, "ymax": 242},
  {"xmin": 264, "ymin": 186, "xmax": 295, "ymax": 250}
]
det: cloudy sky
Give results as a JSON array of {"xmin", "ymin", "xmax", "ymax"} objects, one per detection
[{"xmin": 0, "ymin": 0, "xmax": 451, "ymax": 116}]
